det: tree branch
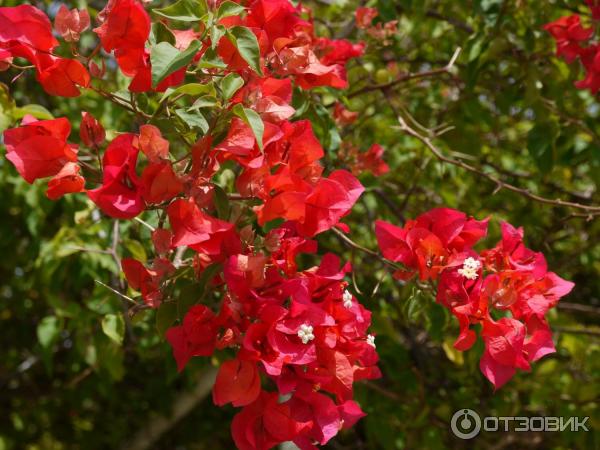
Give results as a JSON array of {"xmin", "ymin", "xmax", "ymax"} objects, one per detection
[
  {"xmin": 395, "ymin": 114, "xmax": 600, "ymax": 213},
  {"xmin": 348, "ymin": 47, "xmax": 461, "ymax": 99}
]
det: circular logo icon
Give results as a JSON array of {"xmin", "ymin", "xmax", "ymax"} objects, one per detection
[{"xmin": 451, "ymin": 409, "xmax": 481, "ymax": 439}]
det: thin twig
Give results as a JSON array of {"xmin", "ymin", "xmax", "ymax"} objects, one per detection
[
  {"xmin": 390, "ymin": 107, "xmax": 600, "ymax": 213},
  {"xmin": 554, "ymin": 326, "xmax": 600, "ymax": 337},
  {"xmin": 94, "ymin": 280, "xmax": 137, "ymax": 305},
  {"xmin": 134, "ymin": 217, "xmax": 156, "ymax": 232},
  {"xmin": 558, "ymin": 302, "xmax": 600, "ymax": 315},
  {"xmin": 348, "ymin": 47, "xmax": 461, "ymax": 99},
  {"xmin": 331, "ymin": 227, "xmax": 402, "ymax": 271}
]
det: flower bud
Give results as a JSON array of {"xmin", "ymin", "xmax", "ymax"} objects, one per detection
[{"xmin": 80, "ymin": 112, "xmax": 105, "ymax": 148}]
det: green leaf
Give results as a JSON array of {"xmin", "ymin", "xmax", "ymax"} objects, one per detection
[
  {"xmin": 150, "ymin": 22, "xmax": 176, "ymax": 46},
  {"xmin": 217, "ymin": 1, "xmax": 246, "ymax": 19},
  {"xmin": 153, "ymin": 0, "xmax": 208, "ymax": 22},
  {"xmin": 37, "ymin": 316, "xmax": 60, "ymax": 349},
  {"xmin": 175, "ymin": 108, "xmax": 209, "ymax": 133},
  {"xmin": 0, "ymin": 83, "xmax": 15, "ymax": 132},
  {"xmin": 198, "ymin": 47, "xmax": 228, "ymax": 70},
  {"xmin": 123, "ymin": 239, "xmax": 147, "ymax": 263},
  {"xmin": 159, "ymin": 83, "xmax": 216, "ymax": 104},
  {"xmin": 232, "ymin": 104, "xmax": 264, "ymax": 151},
  {"xmin": 220, "ymin": 73, "xmax": 244, "ymax": 102},
  {"xmin": 101, "ymin": 314, "xmax": 125, "ymax": 345},
  {"xmin": 188, "ymin": 95, "xmax": 219, "ymax": 111},
  {"xmin": 12, "ymin": 104, "xmax": 53, "ymax": 121},
  {"xmin": 151, "ymin": 40, "xmax": 201, "ymax": 87},
  {"xmin": 210, "ymin": 24, "xmax": 227, "ymax": 50},
  {"xmin": 156, "ymin": 301, "xmax": 178, "ymax": 336},
  {"xmin": 226, "ymin": 26, "xmax": 263, "ymax": 75}
]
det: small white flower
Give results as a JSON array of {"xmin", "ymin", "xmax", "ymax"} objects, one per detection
[
  {"xmin": 367, "ymin": 334, "xmax": 376, "ymax": 348},
  {"xmin": 297, "ymin": 323, "xmax": 315, "ymax": 344},
  {"xmin": 458, "ymin": 257, "xmax": 481, "ymax": 280},
  {"xmin": 342, "ymin": 289, "xmax": 353, "ymax": 309}
]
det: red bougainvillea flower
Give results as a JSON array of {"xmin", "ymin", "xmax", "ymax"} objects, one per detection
[
  {"xmin": 333, "ymin": 102, "xmax": 358, "ymax": 125},
  {"xmin": 166, "ymin": 304, "xmax": 218, "ymax": 371},
  {"xmin": 231, "ymin": 391, "xmax": 309, "ymax": 450},
  {"xmin": 375, "ymin": 208, "xmax": 488, "ymax": 280},
  {"xmin": 288, "ymin": 386, "xmax": 366, "ymax": 448},
  {"xmin": 34, "ymin": 55, "xmax": 91, "ymax": 97},
  {"xmin": 122, "ymin": 257, "xmax": 175, "ymax": 307},
  {"xmin": 0, "ymin": 6, "xmax": 90, "ymax": 97},
  {"xmin": 233, "ymin": 77, "xmax": 295, "ymax": 123},
  {"xmin": 87, "ymin": 133, "xmax": 145, "ymax": 219},
  {"xmin": 587, "ymin": 0, "xmax": 600, "ymax": 20},
  {"xmin": 342, "ymin": 142, "xmax": 389, "ymax": 176},
  {"xmin": 3, "ymin": 116, "xmax": 76, "ymax": 183},
  {"xmin": 479, "ymin": 317, "xmax": 530, "ymax": 389},
  {"xmin": 94, "ymin": 0, "xmax": 150, "ymax": 53},
  {"xmin": 256, "ymin": 169, "xmax": 364, "ymax": 237},
  {"xmin": 167, "ymin": 198, "xmax": 240, "ymax": 258},
  {"xmin": 359, "ymin": 144, "xmax": 389, "ymax": 176},
  {"xmin": 245, "ymin": 0, "xmax": 311, "ymax": 47},
  {"xmin": 573, "ymin": 44, "xmax": 600, "ymax": 93},
  {"xmin": 314, "ymin": 37, "xmax": 365, "ymax": 67},
  {"xmin": 213, "ymin": 358, "xmax": 262, "ymax": 407},
  {"xmin": 296, "ymin": 170, "xmax": 364, "ymax": 236},
  {"xmin": 46, "ymin": 162, "xmax": 85, "ymax": 200},
  {"xmin": 94, "ymin": 0, "xmax": 184, "ymax": 93},
  {"xmin": 355, "ymin": 7, "xmax": 379, "ymax": 29},
  {"xmin": 54, "ymin": 4, "xmax": 90, "ymax": 42},
  {"xmin": 543, "ymin": 15, "xmax": 593, "ymax": 63},
  {"xmin": 141, "ymin": 162, "xmax": 184, "ymax": 204},
  {"xmin": 273, "ymin": 42, "xmax": 349, "ymax": 89},
  {"xmin": 0, "ymin": 5, "xmax": 58, "ymax": 53},
  {"xmin": 136, "ymin": 124, "xmax": 170, "ymax": 162}
]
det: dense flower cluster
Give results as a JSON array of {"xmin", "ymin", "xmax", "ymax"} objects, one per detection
[
  {"xmin": 0, "ymin": 5, "xmax": 90, "ymax": 96},
  {"xmin": 544, "ymin": 1, "xmax": 600, "ymax": 93},
  {"xmin": 1, "ymin": 0, "xmax": 575, "ymax": 448},
  {"xmin": 168, "ymin": 238, "xmax": 379, "ymax": 449},
  {"xmin": 1, "ymin": 1, "xmax": 383, "ymax": 448},
  {"xmin": 375, "ymin": 209, "xmax": 574, "ymax": 389}
]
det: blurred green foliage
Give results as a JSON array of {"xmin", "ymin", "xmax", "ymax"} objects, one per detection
[{"xmin": 0, "ymin": 0, "xmax": 599, "ymax": 449}]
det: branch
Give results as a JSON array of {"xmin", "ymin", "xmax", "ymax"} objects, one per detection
[
  {"xmin": 121, "ymin": 367, "xmax": 218, "ymax": 450},
  {"xmin": 554, "ymin": 326, "xmax": 600, "ymax": 337},
  {"xmin": 558, "ymin": 302, "xmax": 600, "ymax": 315},
  {"xmin": 393, "ymin": 114, "xmax": 600, "ymax": 214},
  {"xmin": 347, "ymin": 47, "xmax": 461, "ymax": 99},
  {"xmin": 331, "ymin": 227, "xmax": 402, "ymax": 271}
]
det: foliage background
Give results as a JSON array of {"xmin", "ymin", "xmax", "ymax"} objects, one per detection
[{"xmin": 0, "ymin": 0, "xmax": 599, "ymax": 449}]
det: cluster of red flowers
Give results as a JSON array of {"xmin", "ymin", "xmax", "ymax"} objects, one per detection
[
  {"xmin": 355, "ymin": 7, "xmax": 398, "ymax": 45},
  {"xmin": 1, "ymin": 1, "xmax": 385, "ymax": 448},
  {"xmin": 1, "ymin": 0, "xmax": 575, "ymax": 448},
  {"xmin": 0, "ymin": 5, "xmax": 90, "ymax": 96},
  {"xmin": 168, "ymin": 233, "xmax": 379, "ymax": 449},
  {"xmin": 544, "ymin": 1, "xmax": 600, "ymax": 93},
  {"xmin": 376, "ymin": 208, "xmax": 574, "ymax": 389}
]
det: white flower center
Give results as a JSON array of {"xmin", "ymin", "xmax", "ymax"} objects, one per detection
[
  {"xmin": 458, "ymin": 257, "xmax": 481, "ymax": 280},
  {"xmin": 342, "ymin": 289, "xmax": 353, "ymax": 308},
  {"xmin": 297, "ymin": 323, "xmax": 315, "ymax": 344},
  {"xmin": 367, "ymin": 334, "xmax": 376, "ymax": 348}
]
